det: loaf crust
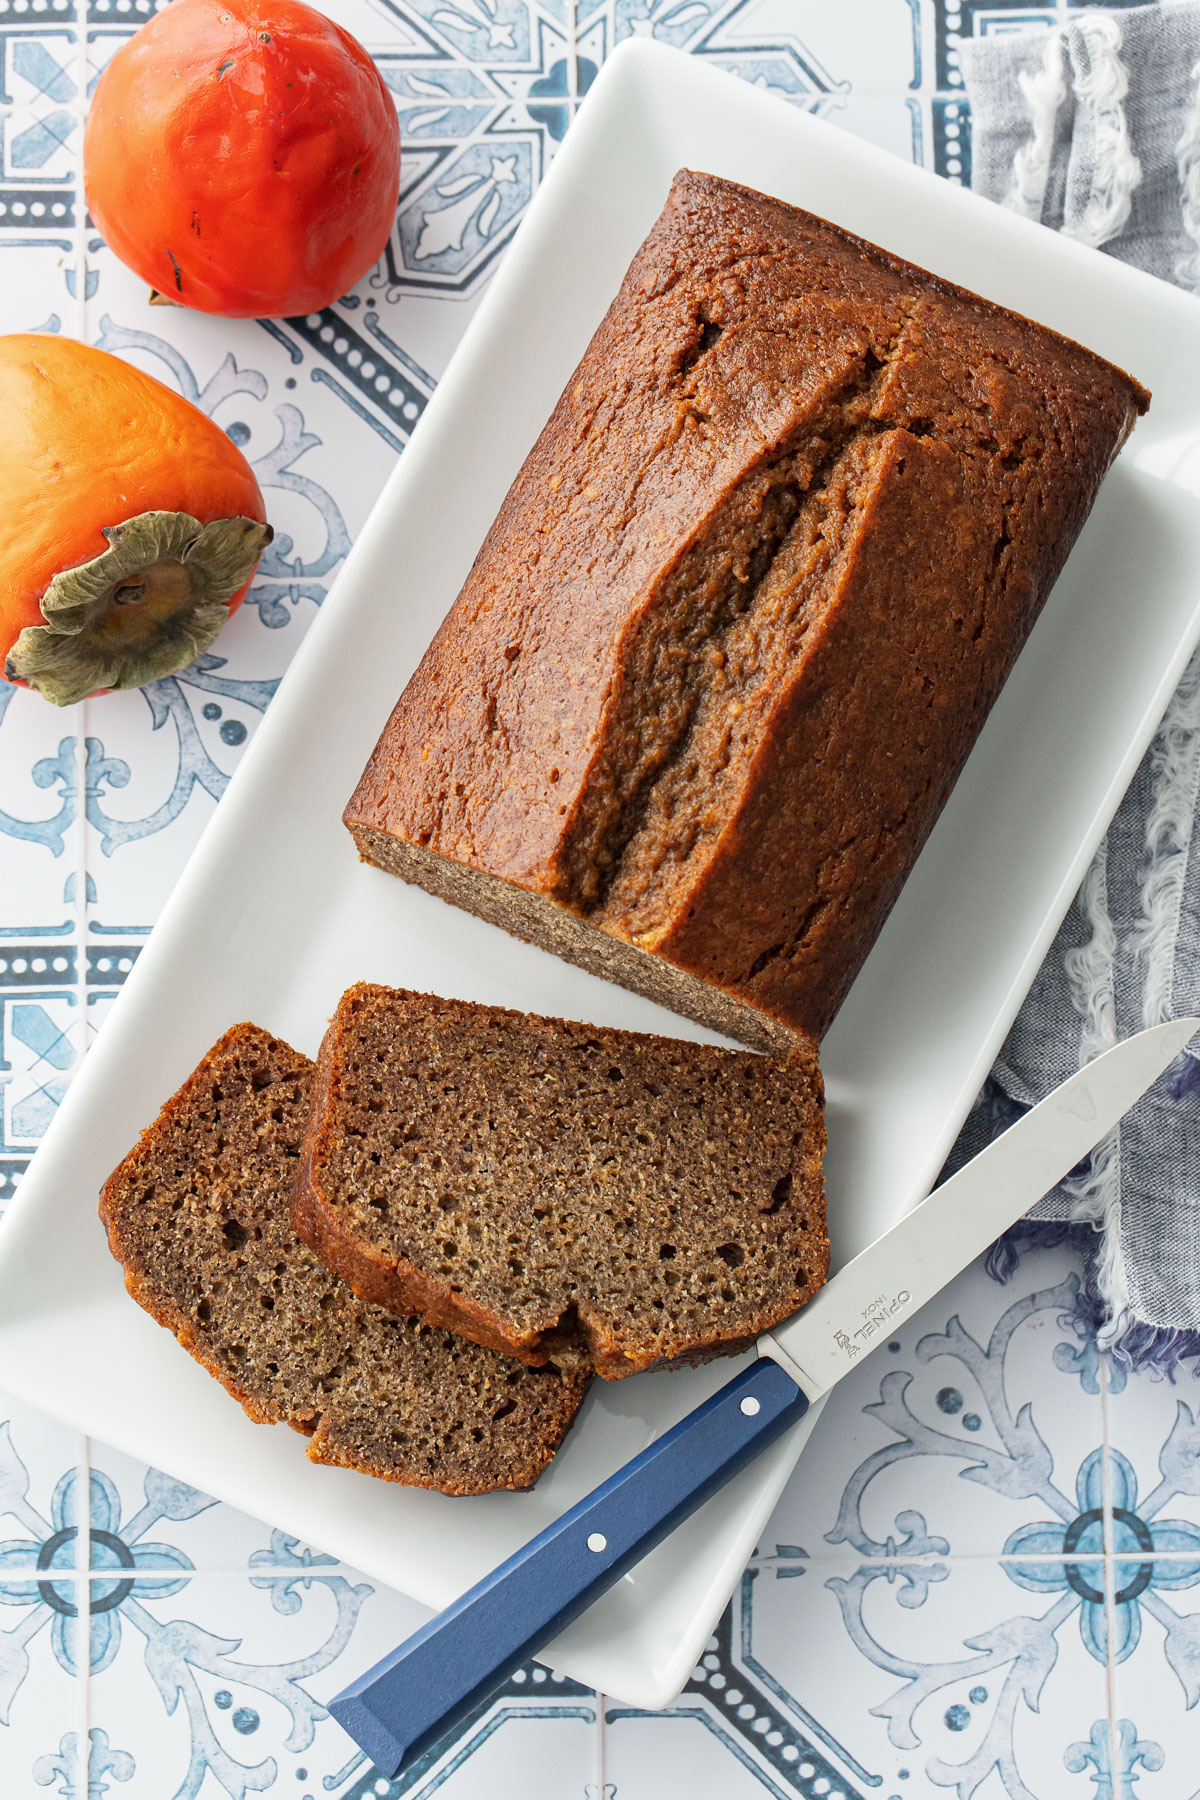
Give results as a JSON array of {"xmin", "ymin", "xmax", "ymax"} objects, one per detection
[
  {"xmin": 345, "ymin": 171, "xmax": 1149, "ymax": 1047},
  {"xmin": 291, "ymin": 984, "xmax": 828, "ymax": 1378}
]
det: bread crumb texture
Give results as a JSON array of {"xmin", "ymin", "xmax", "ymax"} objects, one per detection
[
  {"xmin": 100, "ymin": 1024, "xmax": 590, "ymax": 1495},
  {"xmin": 293, "ymin": 984, "xmax": 828, "ymax": 1378}
]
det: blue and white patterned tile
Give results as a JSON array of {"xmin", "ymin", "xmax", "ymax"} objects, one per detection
[
  {"xmin": 576, "ymin": 0, "xmax": 920, "ymax": 94},
  {"xmin": 1102, "ymin": 1358, "xmax": 1200, "ymax": 1545},
  {"xmin": 762, "ymin": 1242, "xmax": 1106, "ymax": 1563},
  {"xmin": 798, "ymin": 93, "xmax": 926, "ymax": 166},
  {"xmin": 609, "ymin": 1550, "xmax": 1112, "ymax": 1800},
  {"xmin": 83, "ymin": 290, "xmax": 367, "ymax": 570},
  {"xmin": 84, "ymin": 1567, "xmax": 599, "ymax": 1798},
  {"xmin": 568, "ymin": 6, "xmax": 973, "ymax": 179},
  {"xmin": 82, "ymin": 1569, "xmax": 379, "ymax": 1800},
  {"xmin": 81, "ymin": 1436, "xmax": 603, "ymax": 1791},
  {"xmin": 0, "ymin": 0, "xmax": 83, "ymax": 270},
  {"xmin": 0, "ymin": 239, "xmax": 78, "ymax": 334},
  {"xmin": 602, "ymin": 1705, "xmax": 792, "ymax": 1800},
  {"xmin": 0, "ymin": 686, "xmax": 82, "ymax": 929},
  {"xmin": 930, "ymin": 91, "xmax": 970, "ymax": 184},
  {"xmin": 0, "ymin": 13, "xmax": 82, "ymax": 183},
  {"xmin": 0, "ymin": 255, "xmax": 84, "ymax": 1086},
  {"xmin": 82, "ymin": 0, "xmax": 552, "ymax": 429},
  {"xmin": 0, "ymin": 1594, "xmax": 86, "ymax": 1800},
  {"xmin": 0, "ymin": 1394, "xmax": 88, "ymax": 1796},
  {"xmin": 0, "ymin": 267, "xmax": 84, "ymax": 1170},
  {"xmin": 342, "ymin": 1704, "xmax": 600, "ymax": 1800},
  {"xmin": 78, "ymin": 674, "xmax": 269, "ymax": 929},
  {"xmin": 1105, "ymin": 1559, "xmax": 1200, "ymax": 1800},
  {"xmin": 83, "ymin": 1437, "xmax": 360, "ymax": 1577},
  {"xmin": 0, "ymin": 948, "xmax": 84, "ymax": 1220},
  {"xmin": 0, "ymin": 1393, "xmax": 85, "ymax": 1555}
]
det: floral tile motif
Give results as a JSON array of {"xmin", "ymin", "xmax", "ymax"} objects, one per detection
[
  {"xmin": 1107, "ymin": 1560, "xmax": 1200, "ymax": 1800},
  {"xmin": 0, "ymin": 685, "xmax": 81, "ymax": 927},
  {"xmin": 576, "ymin": 0, "xmax": 917, "ymax": 95},
  {"xmin": 0, "ymin": 1392, "xmax": 85, "ymax": 1554},
  {"xmin": 0, "ymin": 1398, "xmax": 87, "ymax": 1795},
  {"xmin": 30, "ymin": 1440, "xmax": 602, "ymax": 1797},
  {"xmin": 0, "ymin": 1424, "xmax": 198, "ymax": 1705},
  {"xmin": 0, "ymin": 237, "xmax": 78, "ymax": 334},
  {"xmin": 765, "ymin": 1242, "xmax": 1106, "ymax": 1561},
  {"xmin": 1103, "ymin": 1351, "xmax": 1200, "ymax": 1545},
  {"xmin": 84, "ymin": 1438, "xmax": 350, "ymax": 1577},
  {"xmin": 84, "ymin": 1565, "xmax": 598, "ymax": 1798},
  {"xmin": 379, "ymin": 7, "xmax": 575, "ymax": 299},
  {"xmin": 609, "ymin": 1552, "xmax": 1114, "ymax": 1800},
  {"xmin": 0, "ymin": 1600, "xmax": 84, "ymax": 1800},
  {"xmin": 82, "ymin": 1567, "xmax": 380, "ymax": 1800}
]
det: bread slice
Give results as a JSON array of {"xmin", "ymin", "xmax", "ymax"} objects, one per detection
[
  {"xmin": 100, "ymin": 1023, "xmax": 590, "ymax": 1495},
  {"xmin": 292, "ymin": 985, "xmax": 827, "ymax": 1379}
]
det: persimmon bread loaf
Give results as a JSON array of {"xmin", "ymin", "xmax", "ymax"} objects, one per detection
[
  {"xmin": 291, "ymin": 984, "xmax": 828, "ymax": 1379},
  {"xmin": 100, "ymin": 1023, "xmax": 590, "ymax": 1495},
  {"xmin": 343, "ymin": 170, "xmax": 1149, "ymax": 1051}
]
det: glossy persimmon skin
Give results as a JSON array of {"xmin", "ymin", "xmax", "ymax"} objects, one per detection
[
  {"xmin": 0, "ymin": 334, "xmax": 267, "ymax": 671},
  {"xmin": 84, "ymin": 0, "xmax": 401, "ymax": 318}
]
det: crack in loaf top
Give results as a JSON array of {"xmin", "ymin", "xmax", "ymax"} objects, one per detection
[{"xmin": 349, "ymin": 170, "xmax": 1148, "ymax": 896}]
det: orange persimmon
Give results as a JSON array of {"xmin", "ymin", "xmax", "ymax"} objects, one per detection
[
  {"xmin": 1, "ymin": 334, "xmax": 271, "ymax": 705},
  {"xmin": 83, "ymin": 0, "xmax": 401, "ymax": 319}
]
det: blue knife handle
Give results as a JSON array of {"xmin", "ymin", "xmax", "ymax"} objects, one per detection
[{"xmin": 329, "ymin": 1357, "xmax": 809, "ymax": 1777}]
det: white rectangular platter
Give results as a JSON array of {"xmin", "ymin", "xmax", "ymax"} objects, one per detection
[{"xmin": 2, "ymin": 37, "xmax": 1200, "ymax": 1713}]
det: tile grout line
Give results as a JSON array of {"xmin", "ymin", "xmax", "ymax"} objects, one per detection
[
  {"xmin": 1099, "ymin": 1352, "xmax": 1122, "ymax": 1782},
  {"xmin": 57, "ymin": 1550, "xmax": 1196, "ymax": 1573},
  {"xmin": 594, "ymin": 1688, "xmax": 607, "ymax": 1799},
  {"xmin": 73, "ymin": 1418, "xmax": 89, "ymax": 1796},
  {"xmin": 72, "ymin": 0, "xmax": 93, "ymax": 1781},
  {"xmin": 72, "ymin": 0, "xmax": 91, "ymax": 1072}
]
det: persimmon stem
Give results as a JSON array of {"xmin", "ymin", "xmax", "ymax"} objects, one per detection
[{"xmin": 6, "ymin": 510, "xmax": 273, "ymax": 706}]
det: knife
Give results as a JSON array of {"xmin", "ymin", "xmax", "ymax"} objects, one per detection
[{"xmin": 329, "ymin": 1015, "xmax": 1198, "ymax": 1777}]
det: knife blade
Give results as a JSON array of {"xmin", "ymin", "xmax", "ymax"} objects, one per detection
[
  {"xmin": 764, "ymin": 1012, "xmax": 1200, "ymax": 1395},
  {"xmin": 330, "ymin": 1016, "xmax": 1198, "ymax": 1778}
]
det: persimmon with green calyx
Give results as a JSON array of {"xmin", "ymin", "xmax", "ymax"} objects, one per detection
[
  {"xmin": 1, "ymin": 335, "xmax": 272, "ymax": 706},
  {"xmin": 83, "ymin": 0, "xmax": 401, "ymax": 319}
]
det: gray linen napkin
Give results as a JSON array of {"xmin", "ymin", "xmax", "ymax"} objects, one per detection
[{"xmin": 954, "ymin": 3, "xmax": 1200, "ymax": 1368}]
